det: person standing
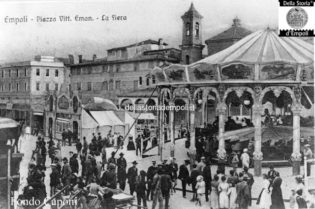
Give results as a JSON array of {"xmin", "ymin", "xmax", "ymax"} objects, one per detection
[
  {"xmin": 101, "ymin": 143, "xmax": 107, "ymax": 170},
  {"xmin": 136, "ymin": 135, "xmax": 142, "ymax": 156},
  {"xmin": 304, "ymin": 144, "xmax": 313, "ymax": 176},
  {"xmin": 190, "ymin": 164, "xmax": 201, "ymax": 202},
  {"xmin": 107, "ymin": 151, "xmax": 117, "ymax": 166},
  {"xmin": 242, "ymin": 167, "xmax": 254, "ymax": 206},
  {"xmin": 160, "ymin": 168, "xmax": 172, "ymax": 209},
  {"xmin": 257, "ymin": 174, "xmax": 272, "ymax": 209},
  {"xmin": 61, "ymin": 157, "xmax": 72, "ymax": 195},
  {"xmin": 195, "ymin": 175, "xmax": 205, "ymax": 206},
  {"xmin": 100, "ymin": 163, "xmax": 117, "ymax": 189},
  {"xmin": 227, "ymin": 170, "xmax": 238, "ymax": 209},
  {"xmin": 267, "ymin": 165, "xmax": 277, "ymax": 181},
  {"xmin": 152, "ymin": 168, "xmax": 163, "ymax": 209},
  {"xmin": 236, "ymin": 174, "xmax": 251, "ymax": 209},
  {"xmin": 147, "ymin": 161, "xmax": 158, "ymax": 200},
  {"xmin": 168, "ymin": 157, "xmax": 178, "ymax": 193},
  {"xmin": 76, "ymin": 140, "xmax": 82, "ymax": 155},
  {"xmin": 296, "ymin": 189, "xmax": 308, "ymax": 209},
  {"xmin": 50, "ymin": 164, "xmax": 61, "ymax": 196},
  {"xmin": 203, "ymin": 160, "xmax": 212, "ymax": 202},
  {"xmin": 135, "ymin": 170, "xmax": 147, "ymax": 209},
  {"xmin": 127, "ymin": 161, "xmax": 138, "ymax": 195},
  {"xmin": 69, "ymin": 152, "xmax": 79, "ymax": 174},
  {"xmin": 218, "ymin": 176, "xmax": 230, "ymax": 209},
  {"xmin": 240, "ymin": 148, "xmax": 250, "ymax": 169},
  {"xmin": 210, "ymin": 175, "xmax": 220, "ymax": 209},
  {"xmin": 117, "ymin": 152, "xmax": 127, "ymax": 190},
  {"xmin": 178, "ymin": 160, "xmax": 190, "ymax": 198},
  {"xmin": 270, "ymin": 172, "xmax": 285, "ymax": 209}
]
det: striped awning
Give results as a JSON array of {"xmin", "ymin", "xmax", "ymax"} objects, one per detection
[{"xmin": 195, "ymin": 29, "xmax": 313, "ymax": 66}]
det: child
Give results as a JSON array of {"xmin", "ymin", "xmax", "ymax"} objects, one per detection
[
  {"xmin": 195, "ymin": 175, "xmax": 205, "ymax": 206},
  {"xmin": 289, "ymin": 189, "xmax": 296, "ymax": 209},
  {"xmin": 296, "ymin": 189, "xmax": 307, "ymax": 209}
]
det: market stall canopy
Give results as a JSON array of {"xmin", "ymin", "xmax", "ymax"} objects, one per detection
[
  {"xmin": 89, "ymin": 111, "xmax": 124, "ymax": 126},
  {"xmin": 81, "ymin": 109, "xmax": 98, "ymax": 129},
  {"xmin": 195, "ymin": 29, "xmax": 314, "ymax": 65},
  {"xmin": 83, "ymin": 97, "xmax": 118, "ymax": 111}
]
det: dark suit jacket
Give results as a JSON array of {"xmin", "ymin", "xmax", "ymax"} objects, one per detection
[
  {"xmin": 202, "ymin": 165, "xmax": 212, "ymax": 184},
  {"xmin": 178, "ymin": 164, "xmax": 190, "ymax": 182}
]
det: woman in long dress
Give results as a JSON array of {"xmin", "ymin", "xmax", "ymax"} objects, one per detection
[
  {"xmin": 270, "ymin": 172, "xmax": 285, "ymax": 209},
  {"xmin": 227, "ymin": 170, "xmax": 238, "ymax": 209},
  {"xmin": 258, "ymin": 174, "xmax": 272, "ymax": 209},
  {"xmin": 210, "ymin": 175, "xmax": 220, "ymax": 209},
  {"xmin": 218, "ymin": 175, "xmax": 229, "ymax": 209}
]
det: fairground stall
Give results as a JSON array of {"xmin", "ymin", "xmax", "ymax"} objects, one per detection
[{"xmin": 152, "ymin": 29, "xmax": 314, "ymax": 176}]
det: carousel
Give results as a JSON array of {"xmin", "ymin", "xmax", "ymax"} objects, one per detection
[{"xmin": 152, "ymin": 28, "xmax": 314, "ymax": 176}]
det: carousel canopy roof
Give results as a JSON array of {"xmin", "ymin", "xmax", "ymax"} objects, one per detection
[{"xmin": 196, "ymin": 29, "xmax": 313, "ymax": 65}]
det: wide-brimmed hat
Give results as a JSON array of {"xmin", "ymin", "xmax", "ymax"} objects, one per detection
[
  {"xmin": 62, "ymin": 157, "xmax": 68, "ymax": 162},
  {"xmin": 119, "ymin": 152, "xmax": 124, "ymax": 156},
  {"xmin": 184, "ymin": 160, "xmax": 190, "ymax": 164},
  {"xmin": 132, "ymin": 161, "xmax": 138, "ymax": 165}
]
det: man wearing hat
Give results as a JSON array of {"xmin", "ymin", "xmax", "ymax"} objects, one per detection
[
  {"xmin": 117, "ymin": 152, "xmax": 127, "ymax": 190},
  {"xmin": 240, "ymin": 148, "xmax": 250, "ymax": 169},
  {"xmin": 127, "ymin": 161, "xmax": 138, "ymax": 195},
  {"xmin": 178, "ymin": 160, "xmax": 190, "ymax": 198},
  {"xmin": 50, "ymin": 163, "xmax": 61, "ymax": 196},
  {"xmin": 101, "ymin": 163, "xmax": 117, "ymax": 189},
  {"xmin": 69, "ymin": 151, "xmax": 79, "ymax": 174},
  {"xmin": 304, "ymin": 144, "xmax": 313, "ymax": 176},
  {"xmin": 62, "ymin": 157, "xmax": 72, "ymax": 195},
  {"xmin": 147, "ymin": 160, "xmax": 158, "ymax": 201},
  {"xmin": 108, "ymin": 151, "xmax": 117, "ymax": 165}
]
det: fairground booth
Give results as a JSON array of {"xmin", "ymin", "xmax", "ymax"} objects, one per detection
[{"xmin": 152, "ymin": 29, "xmax": 314, "ymax": 176}]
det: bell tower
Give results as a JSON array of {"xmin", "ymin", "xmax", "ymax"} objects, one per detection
[{"xmin": 180, "ymin": 3, "xmax": 204, "ymax": 64}]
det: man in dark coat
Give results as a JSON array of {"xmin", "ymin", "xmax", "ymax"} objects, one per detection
[
  {"xmin": 135, "ymin": 170, "xmax": 147, "ymax": 209},
  {"xmin": 69, "ymin": 152, "xmax": 79, "ymax": 174},
  {"xmin": 270, "ymin": 172, "xmax": 285, "ymax": 209},
  {"xmin": 107, "ymin": 151, "xmax": 117, "ymax": 165},
  {"xmin": 178, "ymin": 160, "xmax": 190, "ymax": 198},
  {"xmin": 160, "ymin": 169, "xmax": 172, "ymax": 209},
  {"xmin": 135, "ymin": 135, "xmax": 142, "ymax": 156},
  {"xmin": 76, "ymin": 140, "xmax": 82, "ymax": 155},
  {"xmin": 236, "ymin": 174, "xmax": 251, "ymax": 209},
  {"xmin": 84, "ymin": 154, "xmax": 94, "ymax": 184},
  {"xmin": 147, "ymin": 161, "xmax": 158, "ymax": 200},
  {"xmin": 117, "ymin": 152, "xmax": 127, "ymax": 190},
  {"xmin": 190, "ymin": 164, "xmax": 201, "ymax": 201},
  {"xmin": 100, "ymin": 163, "xmax": 117, "ymax": 189},
  {"xmin": 168, "ymin": 157, "xmax": 178, "ymax": 193},
  {"xmin": 242, "ymin": 166, "xmax": 254, "ymax": 206},
  {"xmin": 203, "ymin": 160, "xmax": 212, "ymax": 202},
  {"xmin": 127, "ymin": 161, "xmax": 138, "ymax": 195},
  {"xmin": 61, "ymin": 157, "xmax": 72, "ymax": 195},
  {"xmin": 50, "ymin": 164, "xmax": 61, "ymax": 196}
]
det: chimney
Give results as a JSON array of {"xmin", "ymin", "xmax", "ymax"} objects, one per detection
[
  {"xmin": 78, "ymin": 55, "xmax": 83, "ymax": 63},
  {"xmin": 68, "ymin": 54, "xmax": 74, "ymax": 64},
  {"xmin": 93, "ymin": 54, "xmax": 97, "ymax": 61}
]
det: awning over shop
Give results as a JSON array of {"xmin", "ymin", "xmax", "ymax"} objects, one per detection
[
  {"xmin": 89, "ymin": 111, "xmax": 124, "ymax": 126},
  {"xmin": 81, "ymin": 109, "xmax": 98, "ymax": 129},
  {"xmin": 0, "ymin": 117, "xmax": 19, "ymax": 129}
]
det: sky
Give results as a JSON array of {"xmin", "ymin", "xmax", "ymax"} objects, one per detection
[{"xmin": 0, "ymin": 0, "xmax": 278, "ymax": 63}]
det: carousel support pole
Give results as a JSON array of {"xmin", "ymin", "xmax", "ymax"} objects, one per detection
[
  {"xmin": 169, "ymin": 101, "xmax": 175, "ymax": 157},
  {"xmin": 253, "ymin": 105, "xmax": 263, "ymax": 176},
  {"xmin": 291, "ymin": 104, "xmax": 302, "ymax": 175},
  {"xmin": 201, "ymin": 92, "xmax": 206, "ymax": 127},
  {"xmin": 217, "ymin": 103, "xmax": 227, "ymax": 165},
  {"xmin": 188, "ymin": 102, "xmax": 196, "ymax": 167}
]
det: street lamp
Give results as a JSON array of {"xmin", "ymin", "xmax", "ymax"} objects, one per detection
[{"xmin": 6, "ymin": 139, "xmax": 13, "ymax": 209}]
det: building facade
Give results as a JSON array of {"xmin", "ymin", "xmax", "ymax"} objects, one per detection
[{"xmin": 0, "ymin": 56, "xmax": 67, "ymax": 134}]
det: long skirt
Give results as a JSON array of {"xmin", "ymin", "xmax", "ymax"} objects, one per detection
[
  {"xmin": 228, "ymin": 187, "xmax": 237, "ymax": 209},
  {"xmin": 210, "ymin": 190, "xmax": 219, "ymax": 209},
  {"xmin": 219, "ymin": 191, "xmax": 229, "ymax": 209}
]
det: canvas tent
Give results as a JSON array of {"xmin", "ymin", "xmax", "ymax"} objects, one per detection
[{"xmin": 81, "ymin": 109, "xmax": 126, "ymax": 143}]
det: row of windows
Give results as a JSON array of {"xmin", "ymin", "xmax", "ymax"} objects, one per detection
[
  {"xmin": 74, "ymin": 80, "xmax": 121, "ymax": 91},
  {"xmin": 36, "ymin": 68, "xmax": 59, "ymax": 77},
  {"xmin": 71, "ymin": 62, "xmax": 155, "ymax": 75},
  {"xmin": 139, "ymin": 75, "xmax": 156, "ymax": 86},
  {"xmin": 0, "ymin": 82, "xmax": 28, "ymax": 92},
  {"xmin": 36, "ymin": 82, "xmax": 59, "ymax": 91},
  {"xmin": 0, "ymin": 68, "xmax": 28, "ymax": 78}
]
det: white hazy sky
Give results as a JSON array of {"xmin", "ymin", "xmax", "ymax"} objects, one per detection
[{"xmin": 0, "ymin": 0, "xmax": 278, "ymax": 63}]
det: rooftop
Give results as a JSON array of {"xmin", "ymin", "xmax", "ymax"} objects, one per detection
[
  {"xmin": 107, "ymin": 39, "xmax": 168, "ymax": 52},
  {"xmin": 181, "ymin": 3, "xmax": 203, "ymax": 19}
]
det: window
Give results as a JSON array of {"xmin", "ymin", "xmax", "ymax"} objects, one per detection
[
  {"xmin": 24, "ymin": 68, "xmax": 27, "ymax": 76},
  {"xmin": 25, "ymin": 82, "xmax": 27, "ymax": 91},
  {"xmin": 87, "ymin": 82, "xmax": 92, "ymax": 91},
  {"xmin": 152, "ymin": 75, "xmax": 156, "ymax": 84},
  {"xmin": 139, "ymin": 77, "xmax": 142, "ymax": 85},
  {"xmin": 16, "ymin": 69, "xmax": 19, "ymax": 77},
  {"xmin": 55, "ymin": 83, "xmax": 58, "ymax": 91},
  {"xmin": 16, "ymin": 83, "xmax": 19, "ymax": 91},
  {"xmin": 185, "ymin": 55, "xmax": 190, "ymax": 64},
  {"xmin": 46, "ymin": 83, "xmax": 49, "ymax": 91},
  {"xmin": 103, "ymin": 81, "xmax": 108, "ymax": 91},
  {"xmin": 109, "ymin": 80, "xmax": 114, "ymax": 91},
  {"xmin": 146, "ymin": 77, "xmax": 150, "ymax": 86},
  {"xmin": 186, "ymin": 22, "xmax": 190, "ymax": 36},
  {"xmin": 77, "ymin": 82, "xmax": 81, "ymax": 91},
  {"xmin": 116, "ymin": 64, "xmax": 120, "ymax": 72},
  {"xmin": 1, "ymin": 70, "xmax": 3, "ymax": 77},
  {"xmin": 102, "ymin": 65, "xmax": 108, "ymax": 73},
  {"xmin": 36, "ymin": 69, "xmax": 40, "ymax": 76},
  {"xmin": 55, "ymin": 69, "xmax": 59, "ymax": 77},
  {"xmin": 195, "ymin": 22, "xmax": 200, "ymax": 37},
  {"xmin": 115, "ymin": 80, "xmax": 121, "ymax": 90},
  {"xmin": 36, "ymin": 82, "xmax": 40, "ymax": 91},
  {"xmin": 46, "ymin": 69, "xmax": 49, "ymax": 76},
  {"xmin": 109, "ymin": 65, "xmax": 113, "ymax": 73},
  {"xmin": 9, "ymin": 69, "xmax": 11, "ymax": 77},
  {"xmin": 134, "ymin": 63, "xmax": 139, "ymax": 71}
]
